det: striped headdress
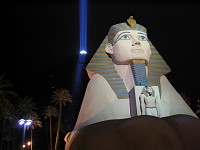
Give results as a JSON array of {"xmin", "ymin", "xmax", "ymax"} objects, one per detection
[
  {"xmin": 86, "ymin": 18, "xmax": 171, "ymax": 99},
  {"xmin": 108, "ymin": 22, "xmax": 147, "ymax": 45}
]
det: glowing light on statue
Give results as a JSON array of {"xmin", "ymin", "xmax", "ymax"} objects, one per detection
[{"xmin": 79, "ymin": 0, "xmax": 87, "ymax": 55}]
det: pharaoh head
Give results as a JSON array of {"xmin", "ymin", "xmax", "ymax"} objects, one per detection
[
  {"xmin": 86, "ymin": 16, "xmax": 171, "ymax": 98},
  {"xmin": 105, "ymin": 16, "xmax": 151, "ymax": 65}
]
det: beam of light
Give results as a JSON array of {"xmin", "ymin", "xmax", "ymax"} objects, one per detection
[
  {"xmin": 79, "ymin": 0, "xmax": 87, "ymax": 55},
  {"xmin": 63, "ymin": 0, "xmax": 88, "ymax": 130}
]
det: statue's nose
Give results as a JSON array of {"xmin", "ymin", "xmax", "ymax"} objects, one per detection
[{"xmin": 132, "ymin": 39, "xmax": 140, "ymax": 46}]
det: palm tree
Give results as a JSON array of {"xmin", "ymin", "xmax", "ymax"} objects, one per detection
[
  {"xmin": 15, "ymin": 97, "xmax": 38, "ymax": 150},
  {"xmin": 15, "ymin": 96, "xmax": 37, "ymax": 118},
  {"xmin": 51, "ymin": 88, "xmax": 72, "ymax": 150},
  {"xmin": 43, "ymin": 106, "xmax": 58, "ymax": 150},
  {"xmin": 27, "ymin": 112, "xmax": 42, "ymax": 150},
  {"xmin": 0, "ymin": 72, "xmax": 17, "ymax": 150},
  {"xmin": 0, "ymin": 99, "xmax": 15, "ymax": 150},
  {"xmin": 0, "ymin": 73, "xmax": 17, "ymax": 100}
]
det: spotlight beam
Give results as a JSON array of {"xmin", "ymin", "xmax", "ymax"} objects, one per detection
[{"xmin": 79, "ymin": 0, "xmax": 87, "ymax": 55}]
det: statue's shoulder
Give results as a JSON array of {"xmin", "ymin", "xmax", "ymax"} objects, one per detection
[
  {"xmin": 88, "ymin": 73, "xmax": 109, "ymax": 86},
  {"xmin": 160, "ymin": 75, "xmax": 167, "ymax": 81},
  {"xmin": 86, "ymin": 73, "xmax": 118, "ymax": 100},
  {"xmin": 86, "ymin": 74, "xmax": 111, "ymax": 93}
]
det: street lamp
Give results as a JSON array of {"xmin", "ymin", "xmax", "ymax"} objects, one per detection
[
  {"xmin": 22, "ymin": 144, "xmax": 25, "ymax": 148},
  {"xmin": 18, "ymin": 119, "xmax": 32, "ymax": 149},
  {"xmin": 27, "ymin": 141, "xmax": 31, "ymax": 150},
  {"xmin": 27, "ymin": 141, "xmax": 31, "ymax": 146}
]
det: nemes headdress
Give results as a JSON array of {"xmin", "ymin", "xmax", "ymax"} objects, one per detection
[
  {"xmin": 86, "ymin": 16, "xmax": 171, "ymax": 99},
  {"xmin": 108, "ymin": 16, "xmax": 147, "ymax": 45}
]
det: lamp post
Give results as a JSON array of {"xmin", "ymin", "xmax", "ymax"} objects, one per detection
[{"xmin": 18, "ymin": 119, "xmax": 32, "ymax": 149}]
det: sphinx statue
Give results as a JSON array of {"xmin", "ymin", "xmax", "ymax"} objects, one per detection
[{"xmin": 64, "ymin": 16, "xmax": 198, "ymax": 150}]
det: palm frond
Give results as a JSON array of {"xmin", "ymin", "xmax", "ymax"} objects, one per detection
[
  {"xmin": 27, "ymin": 112, "xmax": 43, "ymax": 130},
  {"xmin": 51, "ymin": 88, "xmax": 72, "ymax": 106},
  {"xmin": 0, "ymin": 73, "xmax": 17, "ymax": 100},
  {"xmin": 43, "ymin": 105, "xmax": 58, "ymax": 119},
  {"xmin": 15, "ymin": 96, "xmax": 38, "ymax": 118}
]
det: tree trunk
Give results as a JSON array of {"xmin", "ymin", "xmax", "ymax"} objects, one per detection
[
  {"xmin": 1, "ymin": 119, "xmax": 5, "ymax": 150},
  {"xmin": 31, "ymin": 128, "xmax": 33, "ymax": 150},
  {"xmin": 54, "ymin": 103, "xmax": 62, "ymax": 150},
  {"xmin": 7, "ymin": 140, "xmax": 10, "ymax": 150},
  {"xmin": 50, "ymin": 117, "xmax": 52, "ymax": 150},
  {"xmin": 12, "ymin": 128, "xmax": 15, "ymax": 150}
]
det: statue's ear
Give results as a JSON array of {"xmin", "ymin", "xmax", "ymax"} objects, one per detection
[{"xmin": 105, "ymin": 43, "xmax": 113, "ymax": 54}]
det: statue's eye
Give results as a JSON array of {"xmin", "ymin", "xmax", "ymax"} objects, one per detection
[
  {"xmin": 120, "ymin": 35, "xmax": 131, "ymax": 40},
  {"xmin": 138, "ymin": 35, "xmax": 148, "ymax": 41}
]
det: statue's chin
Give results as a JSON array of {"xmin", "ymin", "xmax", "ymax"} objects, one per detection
[
  {"xmin": 112, "ymin": 60, "xmax": 148, "ymax": 65},
  {"xmin": 111, "ymin": 55, "xmax": 150, "ymax": 65},
  {"xmin": 111, "ymin": 59, "xmax": 132, "ymax": 65}
]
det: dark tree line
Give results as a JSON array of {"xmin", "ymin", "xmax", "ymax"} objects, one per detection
[{"xmin": 0, "ymin": 72, "xmax": 72, "ymax": 150}]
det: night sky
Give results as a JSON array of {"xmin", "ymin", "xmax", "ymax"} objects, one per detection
[{"xmin": 2, "ymin": 0, "xmax": 200, "ymax": 128}]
